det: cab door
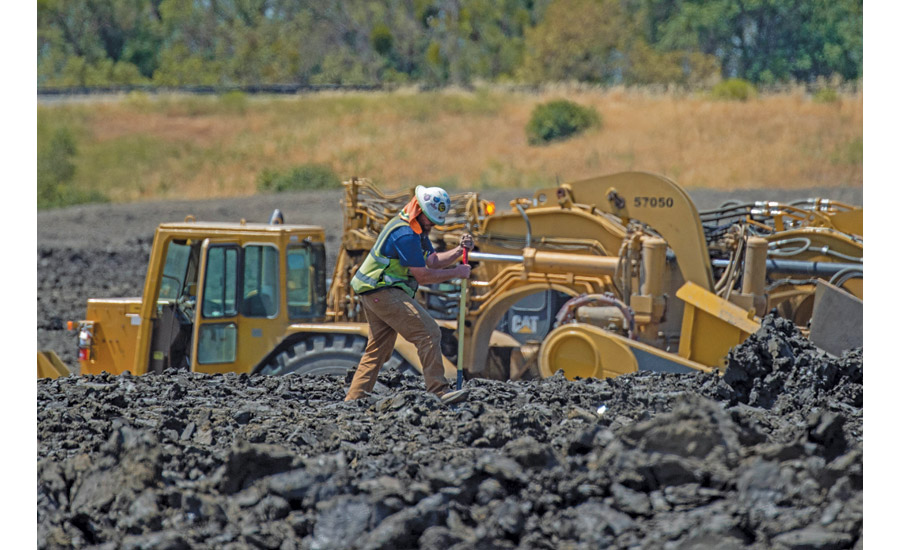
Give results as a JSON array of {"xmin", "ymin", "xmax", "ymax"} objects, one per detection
[
  {"xmin": 191, "ymin": 239, "xmax": 286, "ymax": 374},
  {"xmin": 235, "ymin": 242, "xmax": 285, "ymax": 369},
  {"xmin": 192, "ymin": 240, "xmax": 240, "ymax": 373}
]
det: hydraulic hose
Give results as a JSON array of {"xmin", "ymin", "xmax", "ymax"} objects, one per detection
[
  {"xmin": 710, "ymin": 258, "xmax": 862, "ymax": 277},
  {"xmin": 515, "ymin": 203, "xmax": 532, "ymax": 249},
  {"xmin": 829, "ymin": 267, "xmax": 864, "ymax": 289},
  {"xmin": 554, "ymin": 293, "xmax": 636, "ymax": 339}
]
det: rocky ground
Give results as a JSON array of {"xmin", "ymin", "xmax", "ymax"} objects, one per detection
[{"xmin": 37, "ymin": 186, "xmax": 863, "ymax": 549}]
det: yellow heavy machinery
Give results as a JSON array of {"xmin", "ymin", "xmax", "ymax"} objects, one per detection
[
  {"xmin": 50, "ymin": 210, "xmax": 467, "ymax": 380},
  {"xmin": 48, "ymin": 171, "xmax": 862, "ymax": 383},
  {"xmin": 327, "ymin": 171, "xmax": 861, "ymax": 381}
]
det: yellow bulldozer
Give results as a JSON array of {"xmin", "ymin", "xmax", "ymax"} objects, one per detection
[{"xmin": 43, "ymin": 171, "xmax": 862, "ymax": 384}]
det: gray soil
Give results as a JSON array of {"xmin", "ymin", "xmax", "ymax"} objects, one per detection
[{"xmin": 37, "ymin": 185, "xmax": 862, "ymax": 549}]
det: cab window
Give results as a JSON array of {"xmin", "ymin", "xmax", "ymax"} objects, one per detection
[
  {"xmin": 288, "ymin": 242, "xmax": 327, "ymax": 320},
  {"xmin": 242, "ymin": 245, "xmax": 279, "ymax": 317},
  {"xmin": 202, "ymin": 245, "xmax": 239, "ymax": 318},
  {"xmin": 159, "ymin": 241, "xmax": 191, "ymax": 301},
  {"xmin": 287, "ymin": 246, "xmax": 312, "ymax": 317},
  {"xmin": 197, "ymin": 323, "xmax": 237, "ymax": 364}
]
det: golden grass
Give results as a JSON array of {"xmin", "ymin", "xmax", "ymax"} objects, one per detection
[{"xmin": 38, "ymin": 88, "xmax": 862, "ymax": 202}]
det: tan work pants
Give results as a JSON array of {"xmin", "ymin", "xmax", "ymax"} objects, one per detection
[{"xmin": 345, "ymin": 287, "xmax": 451, "ymax": 400}]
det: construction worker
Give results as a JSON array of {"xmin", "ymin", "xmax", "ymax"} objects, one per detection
[{"xmin": 346, "ymin": 185, "xmax": 473, "ymax": 404}]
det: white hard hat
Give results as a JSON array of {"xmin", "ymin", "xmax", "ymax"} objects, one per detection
[{"xmin": 415, "ymin": 185, "xmax": 451, "ymax": 224}]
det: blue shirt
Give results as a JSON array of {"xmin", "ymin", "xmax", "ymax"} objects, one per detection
[{"xmin": 382, "ymin": 225, "xmax": 435, "ymax": 268}]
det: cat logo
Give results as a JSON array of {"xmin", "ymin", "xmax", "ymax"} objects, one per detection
[{"xmin": 511, "ymin": 314, "xmax": 538, "ymax": 334}]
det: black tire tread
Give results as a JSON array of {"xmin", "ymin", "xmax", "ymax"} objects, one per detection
[{"xmin": 258, "ymin": 333, "xmax": 412, "ymax": 378}]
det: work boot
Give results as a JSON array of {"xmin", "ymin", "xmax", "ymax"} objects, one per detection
[{"xmin": 439, "ymin": 389, "xmax": 469, "ymax": 405}]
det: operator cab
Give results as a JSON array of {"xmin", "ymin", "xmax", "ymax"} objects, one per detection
[{"xmin": 146, "ymin": 220, "xmax": 327, "ymax": 374}]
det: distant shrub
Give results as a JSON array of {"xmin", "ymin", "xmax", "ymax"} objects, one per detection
[
  {"xmin": 371, "ymin": 23, "xmax": 394, "ymax": 56},
  {"xmin": 425, "ymin": 42, "xmax": 443, "ymax": 68},
  {"xmin": 38, "ymin": 127, "xmax": 108, "ymax": 209},
  {"xmin": 813, "ymin": 88, "xmax": 839, "ymax": 103},
  {"xmin": 710, "ymin": 78, "xmax": 758, "ymax": 101},
  {"xmin": 526, "ymin": 100, "xmax": 602, "ymax": 145},
  {"xmin": 381, "ymin": 68, "xmax": 411, "ymax": 84},
  {"xmin": 256, "ymin": 163, "xmax": 341, "ymax": 193},
  {"xmin": 46, "ymin": 187, "xmax": 109, "ymax": 209}
]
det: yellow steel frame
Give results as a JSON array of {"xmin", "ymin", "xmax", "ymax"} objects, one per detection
[
  {"xmin": 532, "ymin": 171, "xmax": 714, "ymax": 291},
  {"xmin": 37, "ymin": 350, "xmax": 70, "ymax": 378},
  {"xmin": 676, "ymin": 282, "xmax": 760, "ymax": 370}
]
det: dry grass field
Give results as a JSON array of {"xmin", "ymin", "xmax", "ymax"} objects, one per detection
[{"xmin": 37, "ymin": 86, "xmax": 862, "ymax": 203}]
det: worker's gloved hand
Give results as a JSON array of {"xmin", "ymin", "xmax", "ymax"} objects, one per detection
[
  {"xmin": 460, "ymin": 233, "xmax": 475, "ymax": 250},
  {"xmin": 457, "ymin": 264, "xmax": 472, "ymax": 278}
]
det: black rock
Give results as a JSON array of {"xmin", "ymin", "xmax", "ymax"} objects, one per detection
[{"xmin": 37, "ymin": 316, "xmax": 862, "ymax": 549}]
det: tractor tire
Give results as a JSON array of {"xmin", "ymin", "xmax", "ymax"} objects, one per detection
[{"xmin": 256, "ymin": 333, "xmax": 413, "ymax": 378}]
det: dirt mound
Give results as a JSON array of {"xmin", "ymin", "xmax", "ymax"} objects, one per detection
[
  {"xmin": 724, "ymin": 316, "xmax": 862, "ymax": 451},
  {"xmin": 38, "ymin": 316, "xmax": 862, "ymax": 549}
]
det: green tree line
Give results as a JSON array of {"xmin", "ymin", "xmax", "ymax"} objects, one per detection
[{"xmin": 38, "ymin": 0, "xmax": 862, "ymax": 88}]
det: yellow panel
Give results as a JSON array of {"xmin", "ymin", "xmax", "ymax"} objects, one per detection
[
  {"xmin": 842, "ymin": 278, "xmax": 862, "ymax": 300},
  {"xmin": 676, "ymin": 282, "xmax": 759, "ymax": 370},
  {"xmin": 542, "ymin": 330, "xmax": 598, "ymax": 380},
  {"xmin": 539, "ymin": 326, "xmax": 639, "ymax": 380},
  {"xmin": 81, "ymin": 299, "xmax": 143, "ymax": 375},
  {"xmin": 687, "ymin": 308, "xmax": 748, "ymax": 369},
  {"xmin": 676, "ymin": 282, "xmax": 760, "ymax": 334},
  {"xmin": 827, "ymin": 208, "xmax": 863, "ymax": 237},
  {"xmin": 193, "ymin": 316, "xmax": 291, "ymax": 375},
  {"xmin": 594, "ymin": 337, "xmax": 641, "ymax": 378},
  {"xmin": 37, "ymin": 351, "xmax": 70, "ymax": 379}
]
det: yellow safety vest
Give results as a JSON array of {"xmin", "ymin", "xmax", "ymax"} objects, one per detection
[{"xmin": 350, "ymin": 215, "xmax": 429, "ymax": 298}]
